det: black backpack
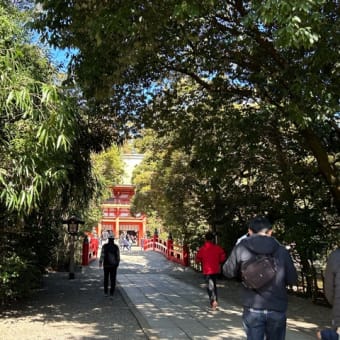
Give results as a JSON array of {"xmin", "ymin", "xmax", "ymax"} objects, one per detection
[
  {"xmin": 104, "ymin": 245, "xmax": 119, "ymax": 266},
  {"xmin": 241, "ymin": 253, "xmax": 277, "ymax": 289}
]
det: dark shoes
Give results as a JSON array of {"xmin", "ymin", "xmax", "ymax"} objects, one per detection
[{"xmin": 104, "ymin": 290, "xmax": 114, "ymax": 297}]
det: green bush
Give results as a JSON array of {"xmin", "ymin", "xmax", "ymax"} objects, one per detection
[{"xmin": 0, "ymin": 252, "xmax": 41, "ymax": 305}]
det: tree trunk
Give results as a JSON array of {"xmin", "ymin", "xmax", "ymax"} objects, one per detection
[{"xmin": 300, "ymin": 127, "xmax": 340, "ymax": 213}]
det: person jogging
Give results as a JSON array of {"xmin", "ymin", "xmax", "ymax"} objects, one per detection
[{"xmin": 196, "ymin": 231, "xmax": 226, "ymax": 310}]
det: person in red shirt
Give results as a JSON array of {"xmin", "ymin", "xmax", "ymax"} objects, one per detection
[{"xmin": 196, "ymin": 231, "xmax": 227, "ymax": 310}]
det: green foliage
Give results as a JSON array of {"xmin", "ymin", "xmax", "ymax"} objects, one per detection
[
  {"xmin": 34, "ymin": 0, "xmax": 339, "ymax": 297},
  {"xmin": 0, "ymin": 213, "xmax": 59, "ymax": 305},
  {"xmin": 0, "ymin": 2, "xmax": 80, "ymax": 214},
  {"xmin": 91, "ymin": 144, "xmax": 124, "ymax": 189},
  {"xmin": 132, "ymin": 130, "xmax": 218, "ymax": 245},
  {"xmin": 0, "ymin": 252, "xmax": 40, "ymax": 303},
  {"xmin": 82, "ymin": 144, "xmax": 125, "ymax": 230},
  {"xmin": 0, "ymin": 2, "xmax": 107, "ymax": 304},
  {"xmin": 132, "ymin": 91, "xmax": 338, "ymax": 255},
  {"xmin": 34, "ymin": 0, "xmax": 339, "ymax": 211},
  {"xmin": 249, "ymin": 0, "xmax": 326, "ymax": 48}
]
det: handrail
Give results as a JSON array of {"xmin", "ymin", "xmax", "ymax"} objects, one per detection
[
  {"xmin": 82, "ymin": 233, "xmax": 99, "ymax": 265},
  {"xmin": 143, "ymin": 237, "xmax": 189, "ymax": 267}
]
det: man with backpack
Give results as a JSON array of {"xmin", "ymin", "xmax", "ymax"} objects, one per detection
[
  {"xmin": 99, "ymin": 234, "xmax": 120, "ymax": 297},
  {"xmin": 223, "ymin": 216, "xmax": 298, "ymax": 340}
]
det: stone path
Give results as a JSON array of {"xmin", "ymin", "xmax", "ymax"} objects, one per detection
[
  {"xmin": 118, "ymin": 249, "xmax": 331, "ymax": 339},
  {"xmin": 0, "ymin": 247, "xmax": 332, "ymax": 339}
]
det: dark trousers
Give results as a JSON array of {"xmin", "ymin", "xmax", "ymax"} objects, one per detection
[
  {"xmin": 103, "ymin": 266, "xmax": 118, "ymax": 295},
  {"xmin": 204, "ymin": 274, "xmax": 218, "ymax": 303}
]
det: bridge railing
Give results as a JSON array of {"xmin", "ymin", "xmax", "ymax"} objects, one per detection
[
  {"xmin": 82, "ymin": 233, "xmax": 99, "ymax": 265},
  {"xmin": 143, "ymin": 237, "xmax": 189, "ymax": 267}
]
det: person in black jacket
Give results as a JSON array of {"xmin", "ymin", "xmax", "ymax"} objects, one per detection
[
  {"xmin": 223, "ymin": 216, "xmax": 298, "ymax": 340},
  {"xmin": 99, "ymin": 234, "xmax": 120, "ymax": 297}
]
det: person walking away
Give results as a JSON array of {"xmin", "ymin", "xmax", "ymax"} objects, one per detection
[
  {"xmin": 141, "ymin": 237, "xmax": 145, "ymax": 251},
  {"xmin": 122, "ymin": 237, "xmax": 131, "ymax": 251},
  {"xmin": 317, "ymin": 247, "xmax": 340, "ymax": 340},
  {"xmin": 196, "ymin": 231, "xmax": 227, "ymax": 310},
  {"xmin": 99, "ymin": 234, "xmax": 120, "ymax": 297},
  {"xmin": 223, "ymin": 216, "xmax": 298, "ymax": 340},
  {"xmin": 101, "ymin": 229, "xmax": 109, "ymax": 246}
]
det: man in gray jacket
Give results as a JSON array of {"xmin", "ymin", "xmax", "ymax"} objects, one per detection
[
  {"xmin": 223, "ymin": 216, "xmax": 298, "ymax": 340},
  {"xmin": 317, "ymin": 247, "xmax": 340, "ymax": 340}
]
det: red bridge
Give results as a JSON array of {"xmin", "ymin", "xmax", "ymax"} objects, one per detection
[
  {"xmin": 142, "ymin": 236, "xmax": 189, "ymax": 267},
  {"xmin": 81, "ymin": 233, "xmax": 189, "ymax": 267}
]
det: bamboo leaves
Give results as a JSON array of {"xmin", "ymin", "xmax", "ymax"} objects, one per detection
[{"xmin": 0, "ymin": 3, "xmax": 78, "ymax": 214}]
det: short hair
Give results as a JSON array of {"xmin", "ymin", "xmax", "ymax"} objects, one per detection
[
  {"xmin": 249, "ymin": 216, "xmax": 272, "ymax": 233},
  {"xmin": 205, "ymin": 232, "xmax": 214, "ymax": 241}
]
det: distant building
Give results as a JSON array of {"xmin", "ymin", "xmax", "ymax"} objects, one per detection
[
  {"xmin": 96, "ymin": 154, "xmax": 145, "ymax": 245},
  {"xmin": 121, "ymin": 153, "xmax": 144, "ymax": 184}
]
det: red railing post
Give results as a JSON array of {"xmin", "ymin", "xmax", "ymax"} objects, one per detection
[
  {"xmin": 82, "ymin": 235, "xmax": 89, "ymax": 266},
  {"xmin": 153, "ymin": 230, "xmax": 158, "ymax": 251},
  {"xmin": 167, "ymin": 238, "xmax": 173, "ymax": 259},
  {"xmin": 92, "ymin": 237, "xmax": 99, "ymax": 259},
  {"xmin": 182, "ymin": 244, "xmax": 189, "ymax": 266}
]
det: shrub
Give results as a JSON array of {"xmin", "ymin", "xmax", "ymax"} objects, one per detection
[{"xmin": 0, "ymin": 252, "xmax": 41, "ymax": 305}]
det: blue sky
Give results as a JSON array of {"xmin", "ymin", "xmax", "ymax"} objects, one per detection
[
  {"xmin": 49, "ymin": 47, "xmax": 74, "ymax": 71},
  {"xmin": 31, "ymin": 30, "xmax": 76, "ymax": 72}
]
